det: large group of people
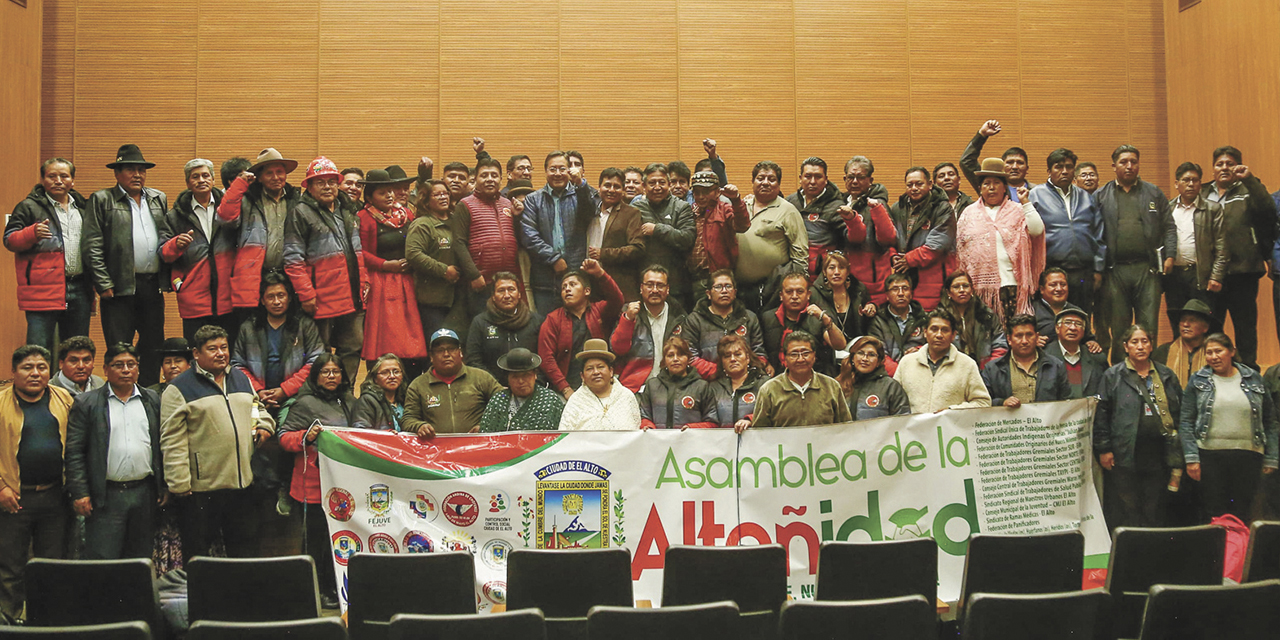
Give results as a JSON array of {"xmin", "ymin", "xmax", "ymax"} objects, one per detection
[{"xmin": 2, "ymin": 123, "xmax": 1280, "ymax": 617}]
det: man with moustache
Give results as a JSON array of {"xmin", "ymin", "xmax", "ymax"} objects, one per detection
[
  {"xmin": 633, "ymin": 164, "xmax": 696, "ymax": 310},
  {"xmin": 786, "ymin": 157, "xmax": 846, "ymax": 274},
  {"xmin": 1043, "ymin": 307, "xmax": 1107, "ymax": 399},
  {"xmin": 160, "ymin": 159, "xmax": 239, "ymax": 343},
  {"xmin": 737, "ymin": 161, "xmax": 809, "ymax": 312},
  {"xmin": 218, "ymin": 148, "xmax": 304, "ymax": 318},
  {"xmin": 1164, "ymin": 162, "xmax": 1226, "ymax": 327},
  {"xmin": 582, "ymin": 168, "xmax": 645, "ymax": 301},
  {"xmin": 933, "ymin": 161, "xmax": 974, "ymax": 219}
]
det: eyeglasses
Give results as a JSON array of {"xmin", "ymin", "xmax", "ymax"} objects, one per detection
[
  {"xmin": 319, "ymin": 369, "xmax": 343, "ymax": 377},
  {"xmin": 1059, "ymin": 319, "xmax": 1086, "ymax": 328},
  {"xmin": 108, "ymin": 361, "xmax": 139, "ymax": 370},
  {"xmin": 546, "ymin": 167, "xmax": 570, "ymax": 175},
  {"xmin": 642, "ymin": 282, "xmax": 669, "ymax": 290},
  {"xmin": 786, "ymin": 350, "xmax": 814, "ymax": 359},
  {"xmin": 711, "ymin": 284, "xmax": 735, "ymax": 291}
]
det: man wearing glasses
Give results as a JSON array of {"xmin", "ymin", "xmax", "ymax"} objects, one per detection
[
  {"xmin": 682, "ymin": 269, "xmax": 770, "ymax": 379},
  {"xmin": 750, "ymin": 331, "xmax": 852, "ymax": 428},
  {"xmin": 1044, "ymin": 307, "xmax": 1107, "ymax": 399},
  {"xmin": 761, "ymin": 273, "xmax": 847, "ymax": 377},
  {"xmin": 611, "ymin": 266, "xmax": 686, "ymax": 392},
  {"xmin": 838, "ymin": 156, "xmax": 897, "ymax": 304},
  {"xmin": 65, "ymin": 344, "xmax": 165, "ymax": 559},
  {"xmin": 520, "ymin": 151, "xmax": 592, "ymax": 315},
  {"xmin": 403, "ymin": 329, "xmax": 502, "ymax": 437}
]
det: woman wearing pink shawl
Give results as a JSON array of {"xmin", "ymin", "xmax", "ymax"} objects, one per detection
[{"xmin": 955, "ymin": 157, "xmax": 1046, "ymax": 322}]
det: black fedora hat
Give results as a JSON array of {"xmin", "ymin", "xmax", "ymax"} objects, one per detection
[
  {"xmin": 106, "ymin": 144, "xmax": 156, "ymax": 169},
  {"xmin": 383, "ymin": 165, "xmax": 417, "ymax": 185},
  {"xmin": 358, "ymin": 169, "xmax": 400, "ymax": 186},
  {"xmin": 497, "ymin": 348, "xmax": 542, "ymax": 372},
  {"xmin": 1171, "ymin": 298, "xmax": 1220, "ymax": 332}
]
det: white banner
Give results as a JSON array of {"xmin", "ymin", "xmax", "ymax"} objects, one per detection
[{"xmin": 316, "ymin": 398, "xmax": 1107, "ymax": 610}]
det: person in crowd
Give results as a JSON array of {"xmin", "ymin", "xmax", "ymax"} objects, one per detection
[
  {"xmin": 960, "ymin": 120, "xmax": 1031, "ymax": 201},
  {"xmin": 407, "ymin": 179, "xmax": 473, "ymax": 340},
  {"xmin": 632, "ymin": 163, "xmax": 696, "ymax": 310},
  {"xmin": 582, "ymin": 167, "xmax": 645, "ymax": 302},
  {"xmin": 233, "ymin": 269, "xmax": 325, "ymax": 441},
  {"xmin": 539, "ymin": 259, "xmax": 625, "ymax": 398},
  {"xmin": 682, "ymin": 269, "xmax": 769, "ymax": 379},
  {"xmin": 612, "ymin": 266, "xmax": 687, "ymax": 391},
  {"xmin": 761, "ymin": 272, "xmax": 848, "ymax": 377},
  {"xmin": 559, "ymin": 339, "xmax": 642, "ymax": 431},
  {"xmin": 65, "ymin": 343, "xmax": 165, "ymax": 560},
  {"xmin": 83, "ymin": 144, "xmax": 168, "ymax": 387},
  {"xmin": 520, "ymin": 151, "xmax": 592, "ymax": 314},
  {"xmin": 810, "ymin": 251, "xmax": 874, "ymax": 341},
  {"xmin": 356, "ymin": 169, "xmax": 428, "ymax": 372},
  {"xmin": 0, "ymin": 345, "xmax": 73, "ymax": 621},
  {"xmin": 479, "ymin": 348, "xmax": 565, "ymax": 433},
  {"xmin": 708, "ymin": 334, "xmax": 767, "ymax": 433},
  {"xmin": 1074, "ymin": 162, "xmax": 1100, "ymax": 194},
  {"xmin": 1032, "ymin": 267, "xmax": 1103, "ymax": 354},
  {"xmin": 667, "ymin": 161, "xmax": 692, "ymax": 202},
  {"xmin": 697, "ymin": 138, "xmax": 730, "ymax": 188},
  {"xmin": 933, "ymin": 161, "xmax": 974, "ymax": 219},
  {"xmin": 218, "ymin": 148, "xmax": 304, "ymax": 318},
  {"xmin": 938, "ymin": 271, "xmax": 1007, "ymax": 367},
  {"xmin": 403, "ymin": 329, "xmax": 502, "ymax": 437},
  {"xmin": 956, "ymin": 157, "xmax": 1045, "ymax": 321},
  {"xmin": 981, "ymin": 314, "xmax": 1071, "ymax": 407},
  {"xmin": 160, "ymin": 325, "xmax": 274, "ymax": 562},
  {"xmin": 1093, "ymin": 145, "xmax": 1174, "ymax": 362},
  {"xmin": 839, "ymin": 156, "xmax": 896, "ymax": 305},
  {"xmin": 351, "ymin": 354, "xmax": 406, "ymax": 432},
  {"xmin": 751, "ymin": 331, "xmax": 853, "ymax": 428},
  {"xmin": 1202, "ymin": 147, "xmax": 1276, "ymax": 370},
  {"xmin": 456, "ymin": 157, "xmax": 519, "ymax": 313},
  {"xmin": 868, "ymin": 273, "xmax": 927, "ymax": 375},
  {"xmin": 219, "ymin": 157, "xmax": 250, "ymax": 191},
  {"xmin": 50, "ymin": 336, "xmax": 105, "ymax": 397},
  {"xmin": 1164, "ymin": 162, "xmax": 1226, "ymax": 328},
  {"xmin": 1180, "ymin": 333, "xmax": 1278, "ymax": 522},
  {"xmin": 277, "ymin": 353, "xmax": 351, "ymax": 609},
  {"xmin": 889, "ymin": 166, "xmax": 957, "ymax": 310},
  {"xmin": 836, "ymin": 335, "xmax": 912, "ymax": 420},
  {"xmin": 471, "ymin": 138, "xmax": 533, "ymax": 196},
  {"xmin": 1024, "ymin": 147, "xmax": 1108, "ymax": 317},
  {"xmin": 440, "ymin": 162, "xmax": 472, "ymax": 208},
  {"xmin": 1044, "ymin": 307, "xmax": 1107, "ymax": 399},
  {"xmin": 1095, "ymin": 324, "xmax": 1183, "ymax": 528},
  {"xmin": 737, "ymin": 161, "xmax": 809, "ymax": 312},
  {"xmin": 284, "ymin": 157, "xmax": 370, "ymax": 381},
  {"xmin": 383, "ymin": 165, "xmax": 415, "ymax": 207},
  {"xmin": 4, "ymin": 158, "xmax": 91, "ymax": 354},
  {"xmin": 1153, "ymin": 300, "xmax": 1217, "ymax": 388},
  {"xmin": 785, "ymin": 157, "xmax": 846, "ymax": 274},
  {"xmin": 466, "ymin": 272, "xmax": 544, "ymax": 386},
  {"xmin": 687, "ymin": 172, "xmax": 749, "ymax": 301},
  {"xmin": 150, "ymin": 337, "xmax": 191, "ymax": 396},
  {"xmin": 339, "ymin": 167, "xmax": 364, "ymax": 202},
  {"xmin": 637, "ymin": 336, "xmax": 718, "ymax": 430},
  {"xmin": 159, "ymin": 158, "xmax": 238, "ymax": 343},
  {"xmin": 894, "ymin": 310, "xmax": 992, "ymax": 413},
  {"xmin": 623, "ymin": 167, "xmax": 645, "ymax": 202}
]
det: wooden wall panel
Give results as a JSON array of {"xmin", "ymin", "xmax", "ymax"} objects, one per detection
[{"xmin": 40, "ymin": 0, "xmax": 73, "ymax": 162}]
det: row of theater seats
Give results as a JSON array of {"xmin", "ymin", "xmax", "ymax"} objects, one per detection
[{"xmin": 5, "ymin": 522, "xmax": 1280, "ymax": 640}]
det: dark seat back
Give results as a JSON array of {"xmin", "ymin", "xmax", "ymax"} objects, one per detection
[
  {"xmin": 1243, "ymin": 521, "xmax": 1280, "ymax": 582},
  {"xmin": 962, "ymin": 590, "xmax": 1111, "ymax": 640},
  {"xmin": 506, "ymin": 548, "xmax": 633, "ymax": 617},
  {"xmin": 959, "ymin": 531, "xmax": 1084, "ymax": 612},
  {"xmin": 587, "ymin": 602, "xmax": 740, "ymax": 640},
  {"xmin": 187, "ymin": 556, "xmax": 319, "ymax": 622},
  {"xmin": 187, "ymin": 618, "xmax": 348, "ymax": 640},
  {"xmin": 347, "ymin": 552, "xmax": 477, "ymax": 640},
  {"xmin": 779, "ymin": 597, "xmax": 935, "ymax": 640},
  {"xmin": 388, "ymin": 610, "xmax": 546, "ymax": 640},
  {"xmin": 0, "ymin": 622, "xmax": 151, "ymax": 640},
  {"xmin": 25, "ymin": 558, "xmax": 162, "ymax": 634},
  {"xmin": 1106, "ymin": 525, "xmax": 1226, "ymax": 639},
  {"xmin": 1138, "ymin": 580, "xmax": 1280, "ymax": 640},
  {"xmin": 660, "ymin": 545, "xmax": 788, "ymax": 613},
  {"xmin": 816, "ymin": 539, "xmax": 937, "ymax": 603}
]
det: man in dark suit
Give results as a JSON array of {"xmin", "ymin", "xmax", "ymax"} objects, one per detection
[
  {"xmin": 65, "ymin": 343, "xmax": 166, "ymax": 559},
  {"xmin": 583, "ymin": 168, "xmax": 645, "ymax": 302},
  {"xmin": 1043, "ymin": 307, "xmax": 1107, "ymax": 398}
]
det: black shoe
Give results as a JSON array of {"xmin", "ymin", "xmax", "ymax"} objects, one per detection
[{"xmin": 321, "ymin": 593, "xmax": 340, "ymax": 610}]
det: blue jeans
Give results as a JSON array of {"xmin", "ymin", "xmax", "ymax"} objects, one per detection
[{"xmin": 25, "ymin": 278, "xmax": 93, "ymax": 353}]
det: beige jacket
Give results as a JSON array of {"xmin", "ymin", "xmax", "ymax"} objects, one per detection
[
  {"xmin": 894, "ymin": 344, "xmax": 992, "ymax": 413},
  {"xmin": 0, "ymin": 385, "xmax": 74, "ymax": 493},
  {"xmin": 160, "ymin": 365, "xmax": 275, "ymax": 494}
]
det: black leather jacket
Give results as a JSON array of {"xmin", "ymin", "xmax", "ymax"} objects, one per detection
[{"xmin": 83, "ymin": 184, "xmax": 169, "ymax": 295}]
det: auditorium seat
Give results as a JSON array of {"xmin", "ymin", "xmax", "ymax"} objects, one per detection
[
  {"xmin": 661, "ymin": 545, "xmax": 788, "ymax": 640},
  {"xmin": 506, "ymin": 548, "xmax": 633, "ymax": 640},
  {"xmin": 24, "ymin": 558, "xmax": 164, "ymax": 636},
  {"xmin": 1138, "ymin": 580, "xmax": 1280, "ymax": 640},
  {"xmin": 957, "ymin": 531, "xmax": 1084, "ymax": 615},
  {"xmin": 0, "ymin": 622, "xmax": 151, "ymax": 640},
  {"xmin": 1242, "ymin": 521, "xmax": 1280, "ymax": 582},
  {"xmin": 1106, "ymin": 525, "xmax": 1225, "ymax": 639},
  {"xmin": 347, "ymin": 552, "xmax": 477, "ymax": 640},
  {"xmin": 815, "ymin": 538, "xmax": 937, "ymax": 604},
  {"xmin": 586, "ymin": 601, "xmax": 739, "ymax": 640},
  {"xmin": 187, "ymin": 556, "xmax": 319, "ymax": 623},
  {"xmin": 961, "ymin": 589, "xmax": 1111, "ymax": 640},
  {"xmin": 779, "ymin": 596, "xmax": 935, "ymax": 640},
  {"xmin": 187, "ymin": 618, "xmax": 348, "ymax": 640},
  {"xmin": 388, "ymin": 610, "xmax": 546, "ymax": 640}
]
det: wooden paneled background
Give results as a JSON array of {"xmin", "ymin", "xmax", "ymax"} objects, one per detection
[{"xmin": 6, "ymin": 0, "xmax": 1272, "ymax": 367}]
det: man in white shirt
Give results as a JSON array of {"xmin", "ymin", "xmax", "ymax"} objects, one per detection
[
  {"xmin": 1163, "ymin": 161, "xmax": 1226, "ymax": 328},
  {"xmin": 611, "ymin": 266, "xmax": 687, "ymax": 391}
]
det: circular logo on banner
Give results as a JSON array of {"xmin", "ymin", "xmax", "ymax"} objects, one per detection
[
  {"xmin": 681, "ymin": 396, "xmax": 695, "ymax": 409},
  {"xmin": 408, "ymin": 490, "xmax": 439, "ymax": 522},
  {"xmin": 488, "ymin": 491, "xmax": 510, "ymax": 515},
  {"xmin": 866, "ymin": 394, "xmax": 880, "ymax": 408},
  {"xmin": 325, "ymin": 488, "xmax": 354, "ymax": 522},
  {"xmin": 331, "ymin": 531, "xmax": 362, "ymax": 566},
  {"xmin": 443, "ymin": 491, "xmax": 480, "ymax": 527},
  {"xmin": 482, "ymin": 539, "xmax": 513, "ymax": 570},
  {"xmin": 368, "ymin": 532, "xmax": 399, "ymax": 554},
  {"xmin": 742, "ymin": 392, "xmax": 756, "ymax": 404},
  {"xmin": 403, "ymin": 531, "xmax": 434, "ymax": 553},
  {"xmin": 443, "ymin": 530, "xmax": 478, "ymax": 554},
  {"xmin": 482, "ymin": 580, "xmax": 508, "ymax": 605}
]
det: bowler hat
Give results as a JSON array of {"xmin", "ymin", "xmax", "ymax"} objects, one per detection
[
  {"xmin": 1171, "ymin": 299, "xmax": 1220, "ymax": 331},
  {"xmin": 157, "ymin": 337, "xmax": 191, "ymax": 356},
  {"xmin": 249, "ymin": 148, "xmax": 298, "ymax": 174},
  {"xmin": 358, "ymin": 169, "xmax": 400, "ymax": 186},
  {"xmin": 506, "ymin": 179, "xmax": 535, "ymax": 198},
  {"xmin": 106, "ymin": 144, "xmax": 156, "ymax": 170},
  {"xmin": 383, "ymin": 165, "xmax": 416, "ymax": 185},
  {"xmin": 575, "ymin": 338, "xmax": 615, "ymax": 364},
  {"xmin": 974, "ymin": 157, "xmax": 1009, "ymax": 180},
  {"xmin": 498, "ymin": 348, "xmax": 542, "ymax": 372}
]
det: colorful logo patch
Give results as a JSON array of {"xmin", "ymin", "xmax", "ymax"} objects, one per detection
[
  {"xmin": 443, "ymin": 530, "xmax": 478, "ymax": 554},
  {"xmin": 482, "ymin": 580, "xmax": 508, "ymax": 605},
  {"xmin": 807, "ymin": 213, "xmax": 819, "ymax": 222},
  {"xmin": 326, "ymin": 488, "xmax": 354, "ymax": 522},
  {"xmin": 409, "ymin": 490, "xmax": 439, "ymax": 522},
  {"xmin": 403, "ymin": 531, "xmax": 434, "ymax": 553},
  {"xmin": 368, "ymin": 532, "xmax": 399, "ymax": 554},
  {"xmin": 427, "ymin": 395, "xmax": 442, "ymax": 408},
  {"xmin": 482, "ymin": 539, "xmax": 513, "ymax": 570},
  {"xmin": 331, "ymin": 531, "xmax": 362, "ymax": 566},
  {"xmin": 368, "ymin": 483, "xmax": 392, "ymax": 517},
  {"xmin": 488, "ymin": 491, "xmax": 509, "ymax": 514},
  {"xmin": 742, "ymin": 392, "xmax": 756, "ymax": 404},
  {"xmin": 735, "ymin": 325, "xmax": 747, "ymax": 336},
  {"xmin": 444, "ymin": 491, "xmax": 480, "ymax": 527},
  {"xmin": 681, "ymin": 396, "xmax": 695, "ymax": 409},
  {"xmin": 865, "ymin": 394, "xmax": 880, "ymax": 408}
]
